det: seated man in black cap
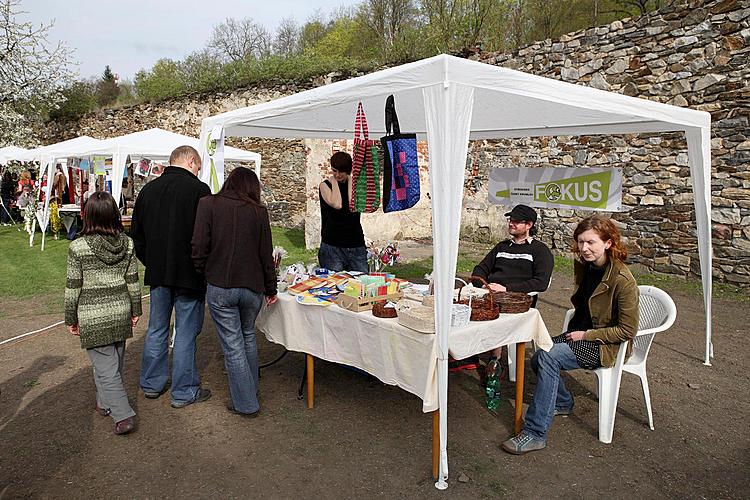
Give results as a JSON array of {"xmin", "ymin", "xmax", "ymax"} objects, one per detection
[{"xmin": 451, "ymin": 204, "xmax": 554, "ymax": 373}]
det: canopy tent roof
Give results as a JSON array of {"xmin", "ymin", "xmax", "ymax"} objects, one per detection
[
  {"xmin": 203, "ymin": 54, "xmax": 709, "ymax": 140},
  {"xmin": 200, "ymin": 53, "xmax": 712, "ymax": 489},
  {"xmin": 77, "ymin": 128, "xmax": 261, "ymax": 164},
  {"xmin": 18, "ymin": 136, "xmax": 105, "ymax": 162},
  {"xmin": 0, "ymin": 145, "xmax": 30, "ymax": 164}
]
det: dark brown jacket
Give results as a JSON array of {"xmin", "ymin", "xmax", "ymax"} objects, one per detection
[
  {"xmin": 191, "ymin": 191, "xmax": 277, "ymax": 296},
  {"xmin": 573, "ymin": 258, "xmax": 639, "ymax": 367}
]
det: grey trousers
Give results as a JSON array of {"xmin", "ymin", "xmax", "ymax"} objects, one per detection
[{"xmin": 86, "ymin": 341, "xmax": 136, "ymax": 422}]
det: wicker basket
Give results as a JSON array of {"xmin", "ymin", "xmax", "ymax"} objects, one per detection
[
  {"xmin": 372, "ymin": 300, "xmax": 398, "ymax": 318},
  {"xmin": 396, "ymin": 300, "xmax": 435, "ymax": 333},
  {"xmin": 456, "ymin": 275, "xmax": 500, "ymax": 321},
  {"xmin": 492, "ymin": 291, "xmax": 533, "ymax": 314}
]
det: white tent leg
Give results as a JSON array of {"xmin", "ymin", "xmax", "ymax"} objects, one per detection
[
  {"xmin": 686, "ymin": 127, "xmax": 713, "ymax": 366},
  {"xmin": 423, "ymin": 73, "xmax": 475, "ymax": 489}
]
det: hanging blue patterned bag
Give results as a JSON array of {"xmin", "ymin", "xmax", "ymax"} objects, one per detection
[{"xmin": 380, "ymin": 95, "xmax": 420, "ymax": 213}]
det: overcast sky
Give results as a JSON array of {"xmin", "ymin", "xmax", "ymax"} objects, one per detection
[{"xmin": 20, "ymin": 0, "xmax": 361, "ymax": 80}]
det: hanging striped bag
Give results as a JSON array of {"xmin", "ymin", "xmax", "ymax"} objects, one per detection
[{"xmin": 350, "ymin": 102, "xmax": 381, "ymax": 213}]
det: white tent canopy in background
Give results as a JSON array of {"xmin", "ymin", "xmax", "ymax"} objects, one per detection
[
  {"xmin": 77, "ymin": 128, "xmax": 262, "ymax": 207},
  {"xmin": 202, "ymin": 53, "xmax": 711, "ymax": 488},
  {"xmin": 0, "ymin": 145, "xmax": 30, "ymax": 165}
]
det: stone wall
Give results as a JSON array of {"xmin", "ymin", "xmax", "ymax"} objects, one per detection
[
  {"xmin": 37, "ymin": 0, "xmax": 750, "ymax": 284},
  {"xmin": 463, "ymin": 0, "xmax": 750, "ymax": 285}
]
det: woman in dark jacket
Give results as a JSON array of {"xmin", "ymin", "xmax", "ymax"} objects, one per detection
[
  {"xmin": 502, "ymin": 215, "xmax": 639, "ymax": 454},
  {"xmin": 192, "ymin": 168, "xmax": 277, "ymax": 417}
]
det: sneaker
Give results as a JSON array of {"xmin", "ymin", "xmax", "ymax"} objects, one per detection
[
  {"xmin": 143, "ymin": 387, "xmax": 167, "ymax": 399},
  {"xmin": 171, "ymin": 388, "xmax": 212, "ymax": 408},
  {"xmin": 227, "ymin": 405, "xmax": 260, "ymax": 418},
  {"xmin": 501, "ymin": 432, "xmax": 547, "ymax": 455},
  {"xmin": 554, "ymin": 407, "xmax": 573, "ymax": 417},
  {"xmin": 114, "ymin": 416, "xmax": 136, "ymax": 435}
]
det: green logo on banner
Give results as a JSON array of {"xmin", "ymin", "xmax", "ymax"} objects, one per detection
[{"xmin": 534, "ymin": 170, "xmax": 612, "ymax": 209}]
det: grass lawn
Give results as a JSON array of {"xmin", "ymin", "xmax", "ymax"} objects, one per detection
[{"xmin": 1, "ymin": 224, "xmax": 745, "ymax": 315}]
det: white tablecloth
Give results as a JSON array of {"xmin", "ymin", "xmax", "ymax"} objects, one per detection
[{"xmin": 255, "ymin": 293, "xmax": 552, "ymax": 412}]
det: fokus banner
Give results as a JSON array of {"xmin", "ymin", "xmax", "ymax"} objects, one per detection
[{"xmin": 488, "ymin": 167, "xmax": 622, "ymax": 211}]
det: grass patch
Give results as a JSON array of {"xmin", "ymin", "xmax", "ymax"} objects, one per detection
[
  {"xmin": 271, "ymin": 226, "xmax": 317, "ymax": 265},
  {"xmin": 0, "ymin": 225, "xmax": 69, "ymax": 298},
  {"xmin": 1, "ymin": 224, "xmax": 746, "ymax": 307}
]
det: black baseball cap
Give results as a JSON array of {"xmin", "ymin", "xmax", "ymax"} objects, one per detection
[{"xmin": 505, "ymin": 204, "xmax": 537, "ymax": 223}]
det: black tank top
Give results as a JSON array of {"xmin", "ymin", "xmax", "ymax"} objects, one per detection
[{"xmin": 319, "ymin": 180, "xmax": 365, "ymax": 248}]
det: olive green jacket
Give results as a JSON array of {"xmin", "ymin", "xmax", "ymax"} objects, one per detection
[{"xmin": 572, "ymin": 258, "xmax": 639, "ymax": 367}]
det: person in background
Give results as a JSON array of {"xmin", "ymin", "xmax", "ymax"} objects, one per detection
[
  {"xmin": 502, "ymin": 215, "xmax": 639, "ymax": 455},
  {"xmin": 192, "ymin": 168, "xmax": 278, "ymax": 417},
  {"xmin": 1, "ymin": 171, "xmax": 14, "ymax": 225},
  {"xmin": 16, "ymin": 170, "xmax": 32, "ymax": 196},
  {"xmin": 317, "ymin": 151, "xmax": 367, "ymax": 273},
  {"xmin": 16, "ymin": 184, "xmax": 33, "ymax": 209},
  {"xmin": 64, "ymin": 191, "xmax": 142, "ymax": 435},
  {"xmin": 131, "ymin": 145, "xmax": 212, "ymax": 408},
  {"xmin": 53, "ymin": 164, "xmax": 66, "ymax": 201},
  {"xmin": 459, "ymin": 204, "xmax": 554, "ymax": 373}
]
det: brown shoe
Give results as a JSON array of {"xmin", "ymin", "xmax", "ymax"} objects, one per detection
[{"xmin": 114, "ymin": 416, "xmax": 136, "ymax": 435}]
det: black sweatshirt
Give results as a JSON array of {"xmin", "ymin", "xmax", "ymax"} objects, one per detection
[
  {"xmin": 131, "ymin": 167, "xmax": 211, "ymax": 292},
  {"xmin": 471, "ymin": 238, "xmax": 554, "ymax": 293}
]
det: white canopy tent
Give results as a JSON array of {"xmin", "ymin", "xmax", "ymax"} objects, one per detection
[
  {"xmin": 16, "ymin": 136, "xmax": 108, "ymax": 250},
  {"xmin": 199, "ymin": 54, "xmax": 712, "ymax": 488},
  {"xmin": 0, "ymin": 145, "xmax": 30, "ymax": 165},
  {"xmin": 77, "ymin": 128, "xmax": 262, "ymax": 207}
]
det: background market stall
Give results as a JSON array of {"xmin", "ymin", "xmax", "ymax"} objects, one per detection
[
  {"xmin": 77, "ymin": 128, "xmax": 262, "ymax": 208},
  {"xmin": 197, "ymin": 54, "xmax": 712, "ymax": 488}
]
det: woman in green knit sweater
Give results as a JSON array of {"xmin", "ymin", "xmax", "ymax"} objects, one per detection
[{"xmin": 65, "ymin": 192, "xmax": 142, "ymax": 435}]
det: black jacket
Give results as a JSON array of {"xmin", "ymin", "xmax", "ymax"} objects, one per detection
[
  {"xmin": 191, "ymin": 192, "xmax": 277, "ymax": 296},
  {"xmin": 472, "ymin": 238, "xmax": 554, "ymax": 293},
  {"xmin": 131, "ymin": 167, "xmax": 211, "ymax": 291}
]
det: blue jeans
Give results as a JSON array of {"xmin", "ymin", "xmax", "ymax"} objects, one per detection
[
  {"xmin": 523, "ymin": 343, "xmax": 581, "ymax": 440},
  {"xmin": 318, "ymin": 242, "xmax": 368, "ymax": 273},
  {"xmin": 206, "ymin": 284, "xmax": 263, "ymax": 414},
  {"xmin": 140, "ymin": 286, "xmax": 205, "ymax": 404}
]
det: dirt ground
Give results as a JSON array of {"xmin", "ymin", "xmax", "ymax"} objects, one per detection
[{"xmin": 1, "ymin": 271, "xmax": 748, "ymax": 499}]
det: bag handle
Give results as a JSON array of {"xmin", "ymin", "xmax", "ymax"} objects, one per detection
[
  {"xmin": 454, "ymin": 277, "xmax": 471, "ymax": 307},
  {"xmin": 384, "ymin": 95, "xmax": 401, "ymax": 136},
  {"xmin": 470, "ymin": 275, "xmax": 495, "ymax": 310},
  {"xmin": 354, "ymin": 101, "xmax": 369, "ymax": 140}
]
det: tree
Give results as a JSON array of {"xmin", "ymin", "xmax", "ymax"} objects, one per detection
[
  {"xmin": 134, "ymin": 59, "xmax": 186, "ymax": 102},
  {"xmin": 96, "ymin": 65, "xmax": 120, "ymax": 106},
  {"xmin": 49, "ymin": 80, "xmax": 97, "ymax": 121},
  {"xmin": 273, "ymin": 17, "xmax": 300, "ymax": 56},
  {"xmin": 358, "ymin": 0, "xmax": 418, "ymax": 60},
  {"xmin": 208, "ymin": 17, "xmax": 271, "ymax": 62},
  {"xmin": 299, "ymin": 12, "xmax": 330, "ymax": 52},
  {"xmin": 0, "ymin": 0, "xmax": 73, "ymax": 145}
]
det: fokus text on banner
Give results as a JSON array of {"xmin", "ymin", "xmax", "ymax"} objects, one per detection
[{"xmin": 488, "ymin": 167, "xmax": 623, "ymax": 212}]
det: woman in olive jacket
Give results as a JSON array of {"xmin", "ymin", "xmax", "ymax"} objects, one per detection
[
  {"xmin": 502, "ymin": 215, "xmax": 639, "ymax": 455},
  {"xmin": 192, "ymin": 168, "xmax": 277, "ymax": 417}
]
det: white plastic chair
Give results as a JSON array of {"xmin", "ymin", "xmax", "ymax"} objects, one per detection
[{"xmin": 559, "ymin": 285, "xmax": 677, "ymax": 443}]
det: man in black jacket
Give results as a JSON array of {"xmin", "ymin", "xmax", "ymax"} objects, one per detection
[
  {"xmin": 454, "ymin": 204, "xmax": 554, "ymax": 372},
  {"xmin": 131, "ymin": 145, "xmax": 213, "ymax": 408}
]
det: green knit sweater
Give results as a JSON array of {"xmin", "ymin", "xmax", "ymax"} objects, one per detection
[{"xmin": 64, "ymin": 233, "xmax": 142, "ymax": 349}]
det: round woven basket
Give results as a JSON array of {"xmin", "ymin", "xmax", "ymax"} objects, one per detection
[
  {"xmin": 456, "ymin": 276, "xmax": 500, "ymax": 321},
  {"xmin": 492, "ymin": 291, "xmax": 533, "ymax": 314}
]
